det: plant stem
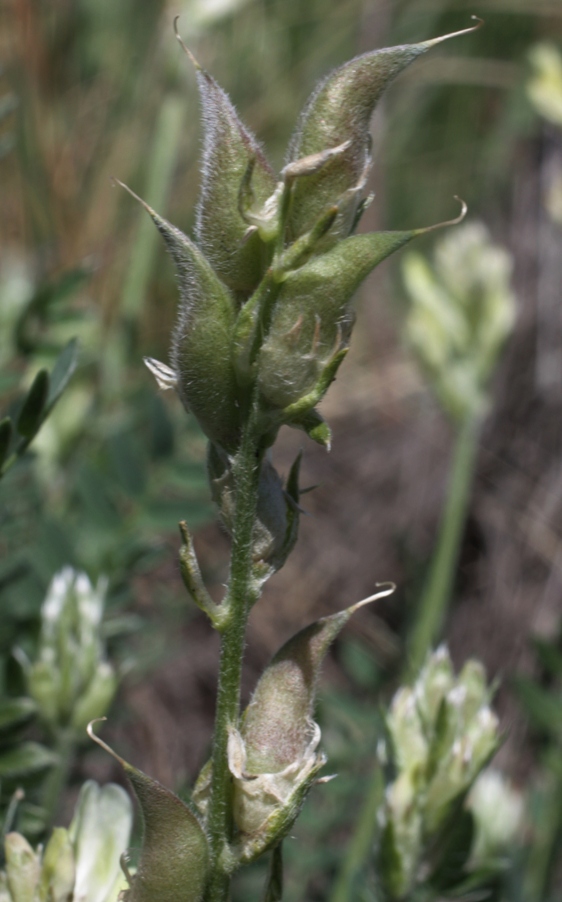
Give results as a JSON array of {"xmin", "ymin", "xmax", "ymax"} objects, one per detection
[
  {"xmin": 42, "ymin": 728, "xmax": 75, "ymax": 827},
  {"xmin": 406, "ymin": 413, "xmax": 481, "ymax": 681},
  {"xmin": 328, "ymin": 768, "xmax": 383, "ymax": 902},
  {"xmin": 205, "ymin": 404, "xmax": 263, "ymax": 902}
]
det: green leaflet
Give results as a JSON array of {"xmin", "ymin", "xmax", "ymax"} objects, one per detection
[
  {"xmin": 117, "ymin": 181, "xmax": 241, "ymax": 452},
  {"xmin": 88, "ymin": 723, "xmax": 209, "ymax": 902},
  {"xmin": 182, "ymin": 39, "xmax": 276, "ymax": 297},
  {"xmin": 257, "ymin": 229, "xmax": 420, "ymax": 410},
  {"xmin": 286, "ymin": 22, "xmax": 480, "ymax": 243}
]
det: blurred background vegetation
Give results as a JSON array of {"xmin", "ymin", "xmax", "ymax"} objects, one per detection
[{"xmin": 1, "ymin": 0, "xmax": 562, "ymax": 898}]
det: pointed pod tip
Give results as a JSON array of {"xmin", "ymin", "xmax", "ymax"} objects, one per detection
[
  {"xmin": 351, "ymin": 581, "xmax": 396, "ymax": 613},
  {"xmin": 173, "ymin": 16, "xmax": 201, "ymax": 71},
  {"xmin": 87, "ymin": 719, "xmax": 127, "ymax": 768},
  {"xmin": 113, "ymin": 178, "xmax": 158, "ymax": 218},
  {"xmin": 415, "ymin": 196, "xmax": 467, "ymax": 236},
  {"xmin": 425, "ymin": 16, "xmax": 484, "ymax": 49}
]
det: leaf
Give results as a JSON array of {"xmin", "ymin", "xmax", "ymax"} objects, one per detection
[
  {"xmin": 88, "ymin": 723, "xmax": 209, "ymax": 902},
  {"xmin": 0, "ymin": 698, "xmax": 37, "ymax": 738},
  {"xmin": 512, "ymin": 674, "xmax": 562, "ymax": 737},
  {"xmin": 16, "ymin": 370, "xmax": 49, "ymax": 439},
  {"xmin": 261, "ymin": 844, "xmax": 283, "ymax": 902},
  {"xmin": 0, "ymin": 741, "xmax": 58, "ymax": 779},
  {"xmin": 532, "ymin": 637, "xmax": 562, "ymax": 679},
  {"xmin": 428, "ymin": 807, "xmax": 475, "ymax": 891},
  {"xmin": 46, "ymin": 338, "xmax": 79, "ymax": 413}
]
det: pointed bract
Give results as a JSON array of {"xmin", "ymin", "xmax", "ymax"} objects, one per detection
[{"xmin": 88, "ymin": 724, "xmax": 209, "ymax": 902}]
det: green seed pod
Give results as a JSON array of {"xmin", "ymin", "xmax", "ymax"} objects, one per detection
[
  {"xmin": 258, "ymin": 229, "xmax": 420, "ymax": 410},
  {"xmin": 286, "ymin": 22, "xmax": 480, "ymax": 243},
  {"xmin": 194, "ymin": 66, "xmax": 277, "ymax": 297},
  {"xmin": 228, "ymin": 587, "xmax": 394, "ymax": 860},
  {"xmin": 88, "ymin": 723, "xmax": 209, "ymax": 902},
  {"xmin": 117, "ymin": 182, "xmax": 241, "ymax": 451}
]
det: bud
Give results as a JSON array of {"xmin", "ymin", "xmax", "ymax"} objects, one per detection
[
  {"xmin": 38, "ymin": 828, "xmax": 75, "ymax": 902},
  {"xmin": 4, "ymin": 833, "xmax": 39, "ymax": 902},
  {"xmin": 467, "ymin": 769, "xmax": 524, "ymax": 868},
  {"xmin": 527, "ymin": 43, "xmax": 562, "ymax": 127},
  {"xmin": 69, "ymin": 781, "xmax": 133, "ymax": 902},
  {"xmin": 24, "ymin": 568, "xmax": 117, "ymax": 736},
  {"xmin": 403, "ymin": 221, "xmax": 516, "ymax": 422},
  {"xmin": 88, "ymin": 723, "xmax": 209, "ymax": 902}
]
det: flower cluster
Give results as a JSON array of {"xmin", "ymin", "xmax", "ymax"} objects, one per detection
[{"xmin": 376, "ymin": 646, "xmax": 501, "ymax": 900}]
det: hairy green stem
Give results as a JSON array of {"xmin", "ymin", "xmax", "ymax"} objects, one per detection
[
  {"xmin": 205, "ymin": 406, "xmax": 263, "ymax": 902},
  {"xmin": 406, "ymin": 413, "xmax": 481, "ymax": 681},
  {"xmin": 328, "ymin": 768, "xmax": 383, "ymax": 902}
]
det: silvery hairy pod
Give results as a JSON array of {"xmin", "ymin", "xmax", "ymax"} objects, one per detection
[
  {"xmin": 376, "ymin": 646, "xmax": 501, "ymax": 901},
  {"xmin": 21, "ymin": 567, "xmax": 117, "ymax": 736},
  {"xmin": 88, "ymin": 723, "xmax": 209, "ymax": 902},
  {"xmin": 285, "ymin": 22, "xmax": 481, "ymax": 246},
  {"xmin": 192, "ymin": 587, "xmax": 393, "ymax": 863},
  {"xmin": 207, "ymin": 443, "xmax": 302, "ymax": 591},
  {"xmin": 403, "ymin": 221, "xmax": 515, "ymax": 423},
  {"xmin": 0, "ymin": 780, "xmax": 132, "ymax": 902}
]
